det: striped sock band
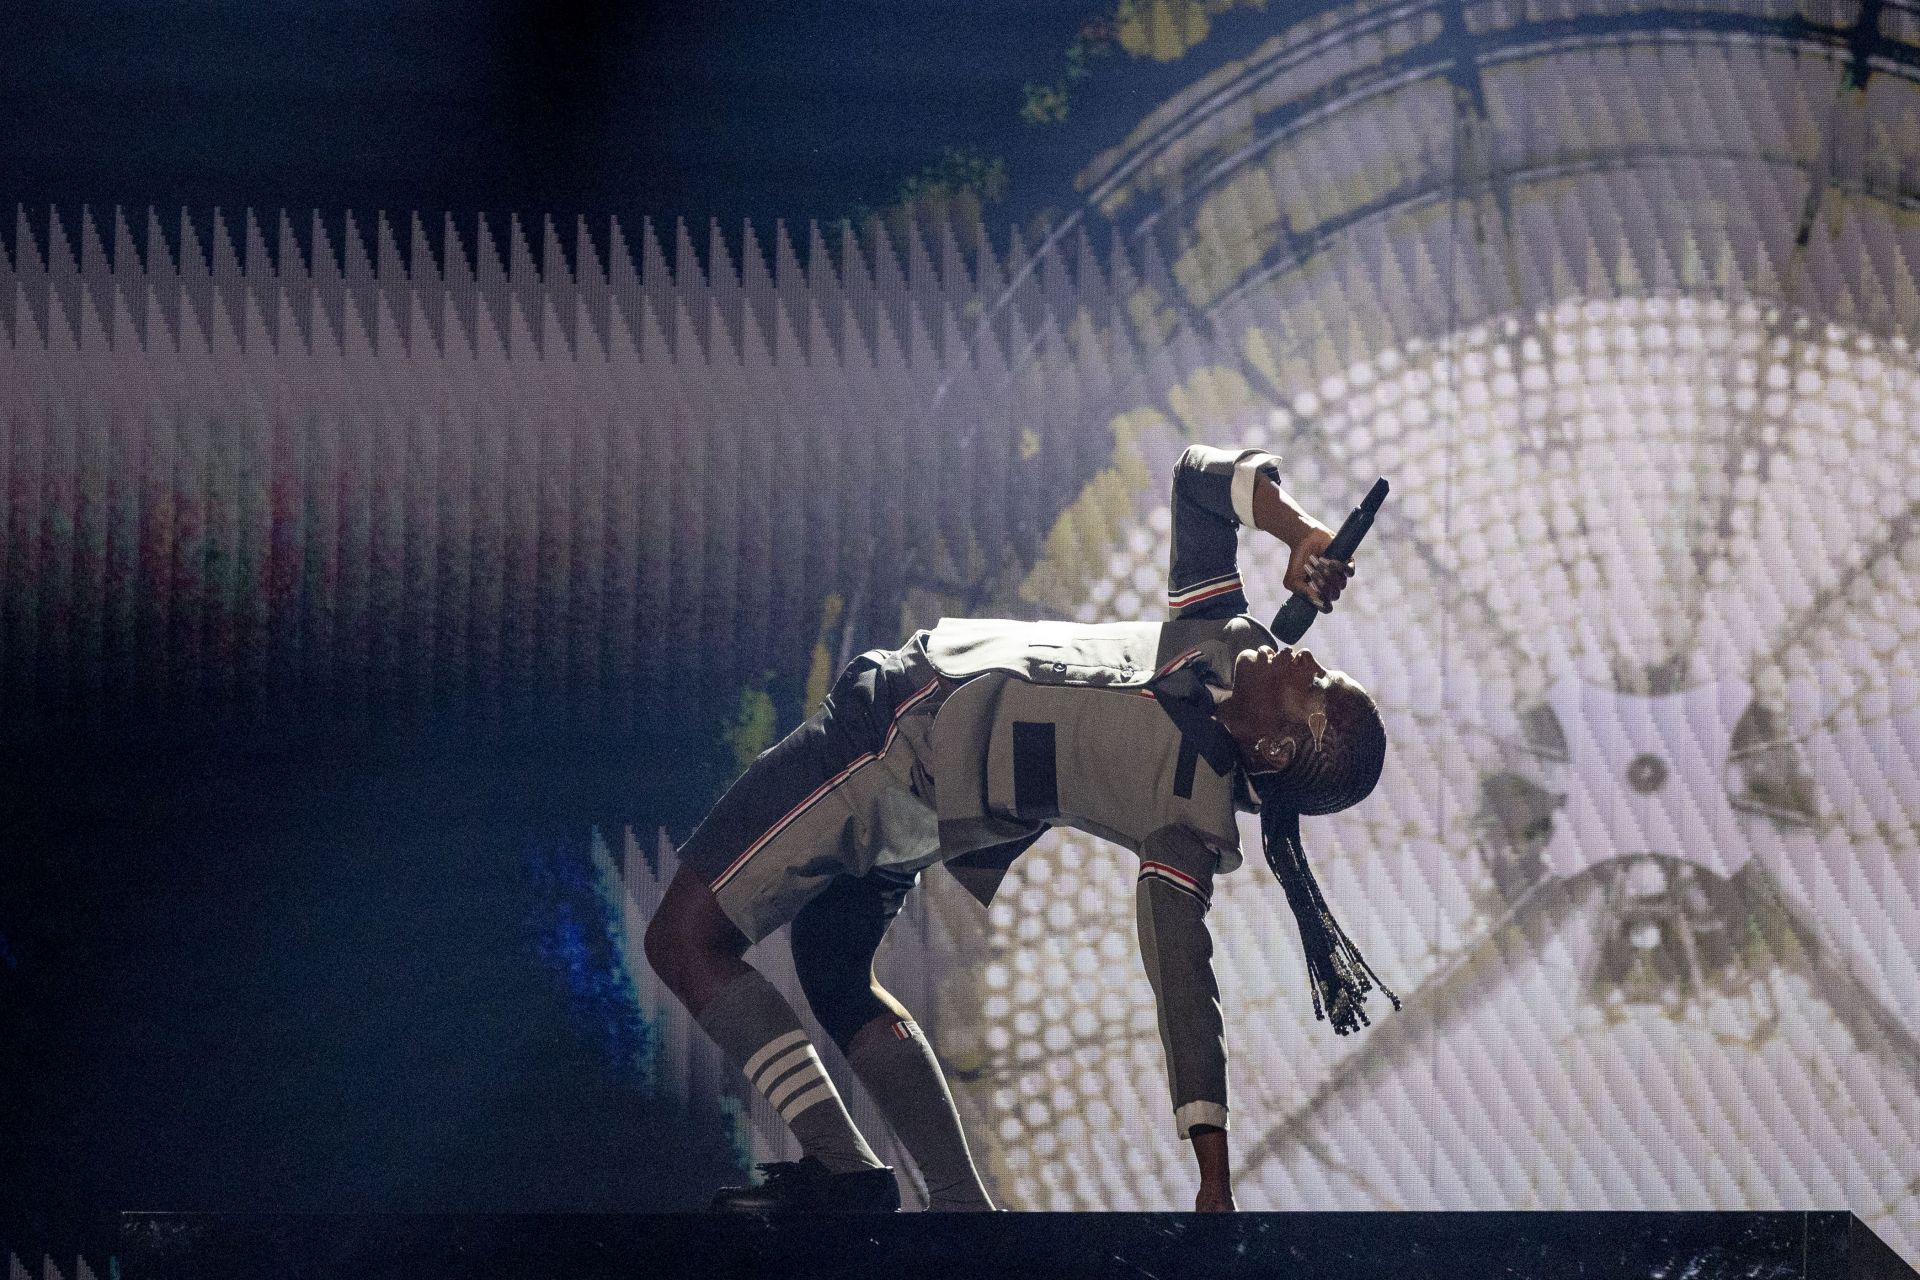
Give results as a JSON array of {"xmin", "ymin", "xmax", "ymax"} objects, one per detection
[
  {"xmin": 696, "ymin": 969, "xmax": 881, "ymax": 1173},
  {"xmin": 745, "ymin": 1029, "xmax": 844, "ymax": 1125}
]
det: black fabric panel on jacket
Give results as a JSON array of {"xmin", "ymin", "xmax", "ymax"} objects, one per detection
[
  {"xmin": 1174, "ymin": 737, "xmax": 1199, "ymax": 800},
  {"xmin": 1012, "ymin": 721, "xmax": 1060, "ymax": 819},
  {"xmin": 1151, "ymin": 667, "xmax": 1243, "ymax": 783}
]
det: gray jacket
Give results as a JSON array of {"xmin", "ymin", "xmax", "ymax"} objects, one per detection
[
  {"xmin": 918, "ymin": 612, "xmax": 1274, "ymax": 869},
  {"xmin": 912, "ymin": 443, "xmax": 1286, "ymax": 1138}
]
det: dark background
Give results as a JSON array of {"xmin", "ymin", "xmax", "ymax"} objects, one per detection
[
  {"xmin": 0, "ymin": 0, "xmax": 1139, "ymax": 1245},
  {"xmin": 0, "ymin": 0, "xmax": 1122, "ymax": 267}
]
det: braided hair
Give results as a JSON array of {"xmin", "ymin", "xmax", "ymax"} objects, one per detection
[{"xmin": 1251, "ymin": 679, "xmax": 1399, "ymax": 1034}]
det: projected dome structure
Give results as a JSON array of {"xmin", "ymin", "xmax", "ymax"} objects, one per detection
[{"xmin": 946, "ymin": 0, "xmax": 1920, "ymax": 1246}]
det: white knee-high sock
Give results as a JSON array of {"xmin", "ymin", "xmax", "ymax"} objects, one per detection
[
  {"xmin": 847, "ymin": 1018, "xmax": 994, "ymax": 1211},
  {"xmin": 696, "ymin": 970, "xmax": 881, "ymax": 1173}
]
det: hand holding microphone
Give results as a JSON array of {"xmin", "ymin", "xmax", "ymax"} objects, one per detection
[{"xmin": 1271, "ymin": 478, "xmax": 1388, "ymax": 644}]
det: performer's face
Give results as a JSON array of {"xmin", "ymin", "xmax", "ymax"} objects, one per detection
[{"xmin": 1222, "ymin": 644, "xmax": 1363, "ymax": 773}]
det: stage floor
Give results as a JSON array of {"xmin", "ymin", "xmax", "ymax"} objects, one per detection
[{"xmin": 110, "ymin": 1209, "xmax": 1915, "ymax": 1280}]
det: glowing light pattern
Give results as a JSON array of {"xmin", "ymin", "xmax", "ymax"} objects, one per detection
[{"xmin": 962, "ymin": 299, "xmax": 1920, "ymax": 1245}]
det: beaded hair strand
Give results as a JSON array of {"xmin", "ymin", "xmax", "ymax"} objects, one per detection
[{"xmin": 1251, "ymin": 684, "xmax": 1398, "ymax": 1034}]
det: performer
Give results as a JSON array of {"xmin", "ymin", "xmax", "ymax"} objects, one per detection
[{"xmin": 643, "ymin": 444, "xmax": 1393, "ymax": 1214}]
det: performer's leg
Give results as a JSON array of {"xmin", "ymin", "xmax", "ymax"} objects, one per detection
[
  {"xmin": 792, "ymin": 873, "xmax": 996, "ymax": 1211},
  {"xmin": 646, "ymin": 647, "xmax": 939, "ymax": 1205},
  {"xmin": 643, "ymin": 867, "xmax": 882, "ymax": 1175}
]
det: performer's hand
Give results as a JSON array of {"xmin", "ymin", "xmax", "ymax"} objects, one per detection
[
  {"xmin": 1191, "ymin": 1124, "xmax": 1234, "ymax": 1211},
  {"xmin": 1195, "ymin": 1182, "xmax": 1237, "ymax": 1213},
  {"xmin": 1253, "ymin": 473, "xmax": 1356, "ymax": 610},
  {"xmin": 1283, "ymin": 524, "xmax": 1353, "ymax": 612}
]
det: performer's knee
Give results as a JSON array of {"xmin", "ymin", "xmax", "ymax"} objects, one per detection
[
  {"xmin": 641, "ymin": 903, "xmax": 690, "ymax": 996},
  {"xmin": 790, "ymin": 871, "xmax": 909, "ymax": 1048},
  {"xmin": 792, "ymin": 914, "xmax": 888, "ymax": 1048},
  {"xmin": 642, "ymin": 866, "xmax": 746, "ymax": 1000},
  {"xmin": 797, "ymin": 960, "xmax": 889, "ymax": 1050}
]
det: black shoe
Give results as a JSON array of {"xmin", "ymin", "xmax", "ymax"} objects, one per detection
[{"xmin": 709, "ymin": 1156, "xmax": 900, "ymax": 1213}]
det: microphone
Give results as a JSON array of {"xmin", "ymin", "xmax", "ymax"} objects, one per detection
[{"xmin": 1270, "ymin": 477, "xmax": 1389, "ymax": 643}]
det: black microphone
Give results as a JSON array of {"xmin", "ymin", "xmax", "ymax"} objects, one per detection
[{"xmin": 1270, "ymin": 478, "xmax": 1389, "ymax": 643}]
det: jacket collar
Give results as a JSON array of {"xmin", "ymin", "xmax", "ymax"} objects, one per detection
[{"xmin": 1150, "ymin": 663, "xmax": 1260, "ymax": 810}]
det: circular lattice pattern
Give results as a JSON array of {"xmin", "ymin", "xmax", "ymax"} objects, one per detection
[
  {"xmin": 969, "ymin": 296, "xmax": 1920, "ymax": 1217},
  {"xmin": 1626, "ymin": 754, "xmax": 1668, "ymax": 794}
]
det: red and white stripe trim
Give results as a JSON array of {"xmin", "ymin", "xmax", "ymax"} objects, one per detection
[
  {"xmin": 1167, "ymin": 571, "xmax": 1243, "ymax": 609},
  {"xmin": 1153, "ymin": 648, "xmax": 1206, "ymax": 680},
  {"xmin": 709, "ymin": 678, "xmax": 942, "ymax": 893},
  {"xmin": 1138, "ymin": 860, "xmax": 1211, "ymax": 907}
]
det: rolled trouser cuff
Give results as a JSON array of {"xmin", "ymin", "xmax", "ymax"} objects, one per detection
[
  {"xmin": 1229, "ymin": 450, "xmax": 1279, "ymax": 527},
  {"xmin": 1176, "ymin": 1099, "xmax": 1230, "ymax": 1138}
]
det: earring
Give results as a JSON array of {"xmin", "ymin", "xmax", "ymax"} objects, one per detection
[{"xmin": 1307, "ymin": 710, "xmax": 1328, "ymax": 752}]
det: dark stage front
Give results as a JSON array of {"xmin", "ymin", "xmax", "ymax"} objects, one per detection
[{"xmin": 117, "ymin": 1211, "xmax": 1919, "ymax": 1280}]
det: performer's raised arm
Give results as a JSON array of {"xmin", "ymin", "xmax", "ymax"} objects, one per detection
[
  {"xmin": 1134, "ymin": 824, "xmax": 1235, "ymax": 1212},
  {"xmin": 1167, "ymin": 444, "xmax": 1353, "ymax": 618}
]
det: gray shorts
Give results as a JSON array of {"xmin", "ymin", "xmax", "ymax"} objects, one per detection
[{"xmin": 676, "ymin": 640, "xmax": 949, "ymax": 943}]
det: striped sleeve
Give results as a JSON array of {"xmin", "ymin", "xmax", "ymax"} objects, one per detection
[
  {"xmin": 1167, "ymin": 445, "xmax": 1281, "ymax": 620},
  {"xmin": 1135, "ymin": 825, "xmax": 1230, "ymax": 1139}
]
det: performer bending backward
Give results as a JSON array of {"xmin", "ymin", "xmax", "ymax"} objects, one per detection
[{"xmin": 644, "ymin": 444, "xmax": 1395, "ymax": 1214}]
